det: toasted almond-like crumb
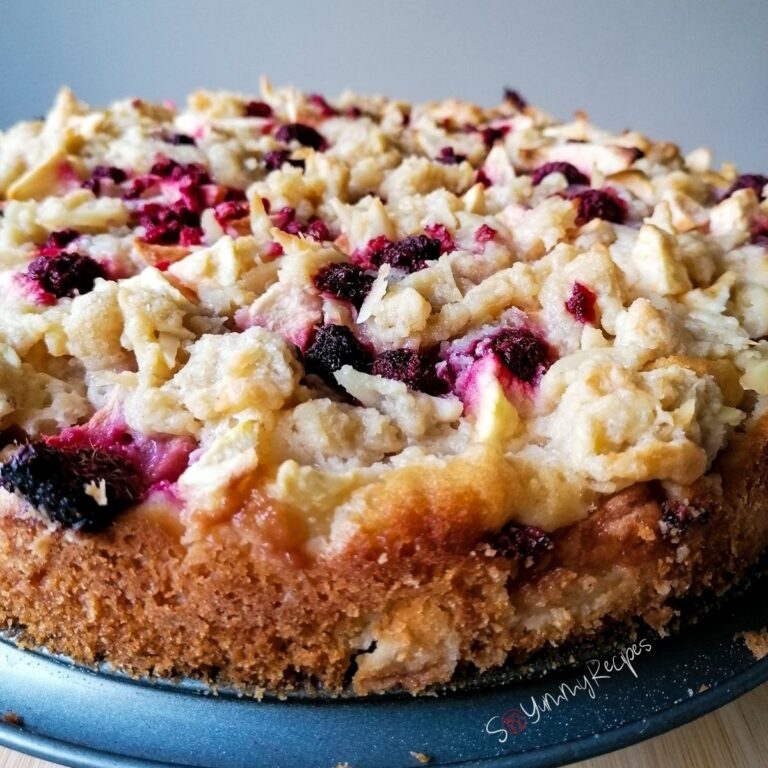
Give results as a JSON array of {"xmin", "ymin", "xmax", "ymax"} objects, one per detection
[
  {"xmin": 83, "ymin": 478, "xmax": 108, "ymax": 506},
  {"xmin": 737, "ymin": 628, "xmax": 768, "ymax": 661},
  {"xmin": 410, "ymin": 751, "xmax": 432, "ymax": 764}
]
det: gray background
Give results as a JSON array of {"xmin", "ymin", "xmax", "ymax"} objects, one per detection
[{"xmin": 1, "ymin": 0, "xmax": 766, "ymax": 169}]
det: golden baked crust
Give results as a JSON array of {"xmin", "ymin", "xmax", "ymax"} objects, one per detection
[{"xmin": 2, "ymin": 412, "xmax": 767, "ymax": 695}]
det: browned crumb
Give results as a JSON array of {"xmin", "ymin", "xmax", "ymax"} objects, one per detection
[
  {"xmin": 698, "ymin": 683, "xmax": 710, "ymax": 693},
  {"xmin": 736, "ymin": 628, "xmax": 768, "ymax": 661},
  {"xmin": 410, "ymin": 751, "xmax": 432, "ymax": 764},
  {"xmin": 2, "ymin": 711, "xmax": 23, "ymax": 727}
]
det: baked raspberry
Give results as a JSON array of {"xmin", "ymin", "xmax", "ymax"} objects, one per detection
[
  {"xmin": 479, "ymin": 125, "xmax": 509, "ymax": 148},
  {"xmin": 350, "ymin": 235, "xmax": 391, "ymax": 268},
  {"xmin": 531, "ymin": 161, "xmax": 589, "ymax": 187},
  {"xmin": 121, "ymin": 176, "xmax": 157, "ymax": 200},
  {"xmin": 139, "ymin": 201, "xmax": 203, "ymax": 245},
  {"xmin": 37, "ymin": 229, "xmax": 80, "ymax": 256},
  {"xmin": 565, "ymin": 281, "xmax": 597, "ymax": 324},
  {"xmin": 485, "ymin": 327, "xmax": 552, "ymax": 384},
  {"xmin": 214, "ymin": 200, "xmax": 250, "ymax": 225},
  {"xmin": 659, "ymin": 500, "xmax": 708, "ymax": 543},
  {"xmin": 437, "ymin": 146, "xmax": 467, "ymax": 165},
  {"xmin": 244, "ymin": 101, "xmax": 273, "ymax": 118},
  {"xmin": 26, "ymin": 252, "xmax": 106, "ymax": 298},
  {"xmin": 476, "ymin": 168, "xmax": 493, "ymax": 187},
  {"xmin": 178, "ymin": 227, "xmax": 203, "ymax": 246},
  {"xmin": 305, "ymin": 218, "xmax": 331, "ymax": 242},
  {"xmin": 724, "ymin": 174, "xmax": 768, "ymax": 200},
  {"xmin": 149, "ymin": 158, "xmax": 211, "ymax": 185},
  {"xmin": 303, "ymin": 324, "xmax": 373, "ymax": 383},
  {"xmin": 313, "ymin": 263, "xmax": 375, "ymax": 309},
  {"xmin": 475, "ymin": 224, "xmax": 497, "ymax": 244},
  {"xmin": 503, "ymin": 88, "xmax": 527, "ymax": 111},
  {"xmin": 307, "ymin": 93, "xmax": 338, "ymax": 118},
  {"xmin": 370, "ymin": 235, "xmax": 441, "ymax": 273},
  {"xmin": 271, "ymin": 206, "xmax": 303, "ymax": 235},
  {"xmin": 274, "ymin": 122, "xmax": 328, "ymax": 151},
  {"xmin": 569, "ymin": 188, "xmax": 626, "ymax": 225},
  {"xmin": 82, "ymin": 165, "xmax": 128, "ymax": 194},
  {"xmin": 481, "ymin": 521, "xmax": 553, "ymax": 561},
  {"xmin": 424, "ymin": 223, "xmax": 456, "ymax": 254},
  {"xmin": 372, "ymin": 349, "xmax": 444, "ymax": 395},
  {"xmin": 263, "ymin": 149, "xmax": 305, "ymax": 171},
  {"xmin": 0, "ymin": 442, "xmax": 143, "ymax": 531},
  {"xmin": 258, "ymin": 199, "xmax": 322, "ymax": 236}
]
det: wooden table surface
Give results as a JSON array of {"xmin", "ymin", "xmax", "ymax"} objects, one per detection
[{"xmin": 1, "ymin": 682, "xmax": 766, "ymax": 768}]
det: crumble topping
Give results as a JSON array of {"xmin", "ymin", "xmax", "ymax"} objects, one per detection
[{"xmin": 1, "ymin": 81, "xmax": 767, "ymax": 551}]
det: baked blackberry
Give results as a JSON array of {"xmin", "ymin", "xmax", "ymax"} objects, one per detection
[{"xmin": 0, "ymin": 443, "xmax": 143, "ymax": 532}]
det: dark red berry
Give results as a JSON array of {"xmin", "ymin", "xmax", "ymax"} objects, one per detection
[
  {"xmin": 149, "ymin": 157, "xmax": 183, "ymax": 178},
  {"xmin": 263, "ymin": 149, "xmax": 305, "ymax": 171},
  {"xmin": 303, "ymin": 324, "xmax": 373, "ymax": 384},
  {"xmin": 424, "ymin": 223, "xmax": 456, "ymax": 254},
  {"xmin": 486, "ymin": 327, "xmax": 552, "ymax": 384},
  {"xmin": 476, "ymin": 168, "xmax": 493, "ymax": 187},
  {"xmin": 314, "ymin": 263, "xmax": 374, "ymax": 309},
  {"xmin": 149, "ymin": 157, "xmax": 211, "ymax": 185},
  {"xmin": 437, "ymin": 146, "xmax": 467, "ymax": 165},
  {"xmin": 274, "ymin": 122, "xmax": 327, "ymax": 151},
  {"xmin": 93, "ymin": 165, "xmax": 128, "ymax": 183},
  {"xmin": 503, "ymin": 88, "xmax": 527, "ymax": 111},
  {"xmin": 752, "ymin": 214, "xmax": 768, "ymax": 246},
  {"xmin": 121, "ymin": 176, "xmax": 156, "ymax": 200},
  {"xmin": 214, "ymin": 200, "xmax": 250, "ymax": 225},
  {"xmin": 372, "ymin": 349, "xmax": 444, "ymax": 394},
  {"xmin": 350, "ymin": 235, "xmax": 391, "ymax": 268},
  {"xmin": 307, "ymin": 93, "xmax": 338, "ymax": 118},
  {"xmin": 82, "ymin": 165, "xmax": 128, "ymax": 195},
  {"xmin": 163, "ymin": 131, "xmax": 196, "ymax": 146},
  {"xmin": 244, "ymin": 101, "xmax": 273, "ymax": 118},
  {"xmin": 481, "ymin": 521, "xmax": 552, "ymax": 561},
  {"xmin": 475, "ymin": 224, "xmax": 497, "ymax": 244},
  {"xmin": 724, "ymin": 174, "xmax": 768, "ymax": 201},
  {"xmin": 37, "ymin": 229, "xmax": 80, "ymax": 256},
  {"xmin": 179, "ymin": 227, "xmax": 203, "ymax": 246},
  {"xmin": 531, "ymin": 161, "xmax": 589, "ymax": 187},
  {"xmin": 271, "ymin": 206, "xmax": 300, "ymax": 233},
  {"xmin": 27, "ymin": 252, "xmax": 106, "ymax": 298},
  {"xmin": 569, "ymin": 188, "xmax": 626, "ymax": 225},
  {"xmin": 0, "ymin": 442, "xmax": 143, "ymax": 531},
  {"xmin": 371, "ymin": 234, "xmax": 441, "ymax": 273},
  {"xmin": 479, "ymin": 125, "xmax": 509, "ymax": 148},
  {"xmin": 139, "ymin": 200, "xmax": 203, "ymax": 245},
  {"xmin": 565, "ymin": 282, "xmax": 597, "ymax": 324},
  {"xmin": 659, "ymin": 499, "xmax": 708, "ymax": 543},
  {"xmin": 305, "ymin": 218, "xmax": 331, "ymax": 242}
]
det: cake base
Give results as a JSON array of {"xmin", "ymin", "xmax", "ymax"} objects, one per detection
[{"xmin": 2, "ymin": 414, "xmax": 768, "ymax": 696}]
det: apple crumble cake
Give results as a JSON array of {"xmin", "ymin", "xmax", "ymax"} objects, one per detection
[{"xmin": 1, "ymin": 81, "xmax": 768, "ymax": 694}]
